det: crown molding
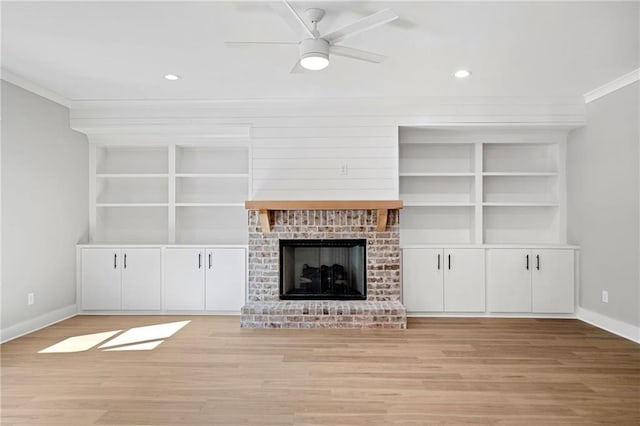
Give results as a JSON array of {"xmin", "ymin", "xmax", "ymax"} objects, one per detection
[
  {"xmin": 69, "ymin": 96, "xmax": 586, "ymax": 133},
  {"xmin": 1, "ymin": 68, "xmax": 72, "ymax": 108},
  {"xmin": 583, "ymin": 68, "xmax": 640, "ymax": 104}
]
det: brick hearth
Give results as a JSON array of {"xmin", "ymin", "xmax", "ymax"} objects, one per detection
[{"xmin": 241, "ymin": 208, "xmax": 406, "ymax": 328}]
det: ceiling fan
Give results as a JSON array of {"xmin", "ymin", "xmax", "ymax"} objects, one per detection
[{"xmin": 225, "ymin": 1, "xmax": 398, "ymax": 73}]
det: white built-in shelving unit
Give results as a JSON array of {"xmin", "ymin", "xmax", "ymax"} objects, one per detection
[
  {"xmin": 90, "ymin": 143, "xmax": 250, "ymax": 245},
  {"xmin": 398, "ymin": 128, "xmax": 567, "ymax": 246}
]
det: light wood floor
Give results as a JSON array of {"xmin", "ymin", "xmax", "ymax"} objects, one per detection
[{"xmin": 1, "ymin": 316, "xmax": 639, "ymax": 425}]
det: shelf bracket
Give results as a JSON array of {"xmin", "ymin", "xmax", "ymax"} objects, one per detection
[
  {"xmin": 258, "ymin": 209, "xmax": 271, "ymax": 232},
  {"xmin": 376, "ymin": 209, "xmax": 388, "ymax": 232}
]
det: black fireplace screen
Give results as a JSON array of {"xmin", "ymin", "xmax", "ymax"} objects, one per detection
[{"xmin": 279, "ymin": 239, "xmax": 366, "ymax": 300}]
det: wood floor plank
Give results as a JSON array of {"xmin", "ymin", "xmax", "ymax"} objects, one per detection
[{"xmin": 1, "ymin": 316, "xmax": 638, "ymax": 425}]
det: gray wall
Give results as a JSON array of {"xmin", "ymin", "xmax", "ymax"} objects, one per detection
[
  {"xmin": 567, "ymin": 81, "xmax": 639, "ymax": 327},
  {"xmin": 1, "ymin": 81, "xmax": 88, "ymax": 331}
]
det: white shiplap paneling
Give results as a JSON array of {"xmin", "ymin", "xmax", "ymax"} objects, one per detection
[{"xmin": 251, "ymin": 127, "xmax": 398, "ymax": 200}]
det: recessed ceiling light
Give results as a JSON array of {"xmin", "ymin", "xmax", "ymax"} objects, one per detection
[
  {"xmin": 454, "ymin": 69, "xmax": 471, "ymax": 79},
  {"xmin": 164, "ymin": 74, "xmax": 181, "ymax": 81}
]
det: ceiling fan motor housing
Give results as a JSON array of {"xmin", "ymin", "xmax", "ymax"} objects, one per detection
[{"xmin": 300, "ymin": 38, "xmax": 330, "ymax": 61}]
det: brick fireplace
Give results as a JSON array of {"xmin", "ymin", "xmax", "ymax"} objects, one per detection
[{"xmin": 241, "ymin": 202, "xmax": 406, "ymax": 328}]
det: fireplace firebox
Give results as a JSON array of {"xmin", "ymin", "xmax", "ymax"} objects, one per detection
[{"xmin": 279, "ymin": 239, "xmax": 367, "ymax": 300}]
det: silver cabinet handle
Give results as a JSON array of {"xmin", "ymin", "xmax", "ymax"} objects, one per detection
[
  {"xmin": 114, "ymin": 253, "xmax": 117, "ymax": 269},
  {"xmin": 437, "ymin": 254, "xmax": 440, "ymax": 270},
  {"xmin": 208, "ymin": 253, "xmax": 212, "ymax": 269},
  {"xmin": 124, "ymin": 253, "xmax": 127, "ymax": 269},
  {"xmin": 448, "ymin": 254, "xmax": 451, "ymax": 270},
  {"xmin": 198, "ymin": 253, "xmax": 202, "ymax": 269},
  {"xmin": 526, "ymin": 254, "xmax": 529, "ymax": 270},
  {"xmin": 536, "ymin": 254, "xmax": 540, "ymax": 271}
]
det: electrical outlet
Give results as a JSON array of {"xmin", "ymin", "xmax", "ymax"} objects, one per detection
[
  {"xmin": 602, "ymin": 290, "xmax": 608, "ymax": 303},
  {"xmin": 27, "ymin": 293, "xmax": 35, "ymax": 305}
]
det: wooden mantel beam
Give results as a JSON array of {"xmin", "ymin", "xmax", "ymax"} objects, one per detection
[
  {"xmin": 245, "ymin": 200, "xmax": 403, "ymax": 211},
  {"xmin": 245, "ymin": 200, "xmax": 403, "ymax": 233}
]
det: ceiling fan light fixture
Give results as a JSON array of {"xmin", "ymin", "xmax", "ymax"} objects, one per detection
[
  {"xmin": 300, "ymin": 53, "xmax": 329, "ymax": 70},
  {"xmin": 299, "ymin": 38, "xmax": 330, "ymax": 71}
]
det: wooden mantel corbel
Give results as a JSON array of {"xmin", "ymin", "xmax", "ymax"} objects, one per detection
[{"xmin": 244, "ymin": 200, "xmax": 403, "ymax": 233}]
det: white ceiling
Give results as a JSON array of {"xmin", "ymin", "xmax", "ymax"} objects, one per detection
[{"xmin": 2, "ymin": 1, "xmax": 638, "ymax": 101}]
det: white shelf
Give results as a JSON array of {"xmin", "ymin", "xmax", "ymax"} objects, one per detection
[
  {"xmin": 91, "ymin": 144, "xmax": 250, "ymax": 245},
  {"xmin": 95, "ymin": 206, "xmax": 168, "ymax": 244},
  {"xmin": 399, "ymin": 143, "xmax": 475, "ymax": 174},
  {"xmin": 400, "ymin": 175, "xmax": 475, "ymax": 205},
  {"xmin": 176, "ymin": 146, "xmax": 248, "ymax": 175},
  {"xmin": 399, "ymin": 128, "xmax": 566, "ymax": 246},
  {"xmin": 175, "ymin": 173, "xmax": 249, "ymax": 178},
  {"xmin": 483, "ymin": 174, "xmax": 558, "ymax": 205},
  {"xmin": 482, "ymin": 172, "xmax": 558, "ymax": 177},
  {"xmin": 484, "ymin": 205, "xmax": 560, "ymax": 244},
  {"xmin": 97, "ymin": 203, "xmax": 169, "ymax": 208},
  {"xmin": 176, "ymin": 205, "xmax": 248, "ymax": 245},
  {"xmin": 483, "ymin": 143, "xmax": 558, "ymax": 173},
  {"xmin": 483, "ymin": 202, "xmax": 559, "ymax": 207},
  {"xmin": 96, "ymin": 173, "xmax": 169, "ymax": 178},
  {"xmin": 96, "ymin": 176, "xmax": 168, "ymax": 204},
  {"xmin": 176, "ymin": 175, "xmax": 248, "ymax": 205},
  {"xmin": 401, "ymin": 205, "xmax": 476, "ymax": 245},
  {"xmin": 96, "ymin": 146, "xmax": 168, "ymax": 175},
  {"xmin": 400, "ymin": 172, "xmax": 475, "ymax": 177},
  {"xmin": 403, "ymin": 202, "xmax": 476, "ymax": 207}
]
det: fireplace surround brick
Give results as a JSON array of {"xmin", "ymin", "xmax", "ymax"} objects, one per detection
[{"xmin": 241, "ymin": 208, "xmax": 406, "ymax": 329}]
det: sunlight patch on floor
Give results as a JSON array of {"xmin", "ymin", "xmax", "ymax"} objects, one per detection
[
  {"xmin": 98, "ymin": 320, "xmax": 190, "ymax": 349},
  {"xmin": 39, "ymin": 330, "xmax": 122, "ymax": 353},
  {"xmin": 38, "ymin": 320, "xmax": 191, "ymax": 353},
  {"xmin": 102, "ymin": 340, "xmax": 164, "ymax": 351}
]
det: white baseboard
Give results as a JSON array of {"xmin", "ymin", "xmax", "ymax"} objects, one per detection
[
  {"xmin": 1, "ymin": 304, "xmax": 77, "ymax": 344},
  {"xmin": 576, "ymin": 306, "xmax": 640, "ymax": 344}
]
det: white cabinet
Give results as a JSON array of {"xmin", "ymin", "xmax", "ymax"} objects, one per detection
[
  {"xmin": 81, "ymin": 248, "xmax": 161, "ymax": 310},
  {"xmin": 205, "ymin": 249, "xmax": 246, "ymax": 311},
  {"xmin": 121, "ymin": 249, "xmax": 162, "ymax": 310},
  {"xmin": 486, "ymin": 249, "xmax": 532, "ymax": 312},
  {"xmin": 82, "ymin": 249, "xmax": 122, "ymax": 310},
  {"xmin": 164, "ymin": 248, "xmax": 206, "ymax": 311},
  {"xmin": 531, "ymin": 249, "xmax": 574, "ymax": 313},
  {"xmin": 444, "ymin": 249, "xmax": 485, "ymax": 312},
  {"xmin": 403, "ymin": 249, "xmax": 444, "ymax": 312},
  {"xmin": 403, "ymin": 248, "xmax": 484, "ymax": 313},
  {"xmin": 487, "ymin": 249, "xmax": 574, "ymax": 313},
  {"xmin": 164, "ymin": 247, "xmax": 246, "ymax": 312}
]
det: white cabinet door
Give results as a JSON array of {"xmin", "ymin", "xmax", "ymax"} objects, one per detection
[
  {"xmin": 205, "ymin": 248, "xmax": 246, "ymax": 311},
  {"xmin": 81, "ymin": 249, "xmax": 121, "ymax": 310},
  {"xmin": 444, "ymin": 249, "xmax": 485, "ymax": 312},
  {"xmin": 487, "ymin": 249, "xmax": 532, "ymax": 312},
  {"xmin": 532, "ymin": 249, "xmax": 574, "ymax": 313},
  {"xmin": 121, "ymin": 248, "xmax": 162, "ymax": 310},
  {"xmin": 164, "ymin": 248, "xmax": 205, "ymax": 310},
  {"xmin": 402, "ymin": 249, "xmax": 444, "ymax": 312}
]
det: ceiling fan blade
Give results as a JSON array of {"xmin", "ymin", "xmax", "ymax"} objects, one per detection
[
  {"xmin": 322, "ymin": 9, "xmax": 398, "ymax": 44},
  {"xmin": 224, "ymin": 41, "xmax": 298, "ymax": 48},
  {"xmin": 290, "ymin": 60, "xmax": 305, "ymax": 74},
  {"xmin": 330, "ymin": 45, "xmax": 385, "ymax": 63},
  {"xmin": 271, "ymin": 1, "xmax": 315, "ymax": 39}
]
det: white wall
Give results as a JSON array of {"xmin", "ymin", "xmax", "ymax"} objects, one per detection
[
  {"xmin": 567, "ymin": 81, "xmax": 639, "ymax": 329},
  {"xmin": 251, "ymin": 125, "xmax": 398, "ymax": 200},
  {"xmin": 1, "ymin": 81, "xmax": 88, "ymax": 339}
]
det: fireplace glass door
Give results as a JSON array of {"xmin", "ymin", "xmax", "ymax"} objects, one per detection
[{"xmin": 279, "ymin": 239, "xmax": 366, "ymax": 300}]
